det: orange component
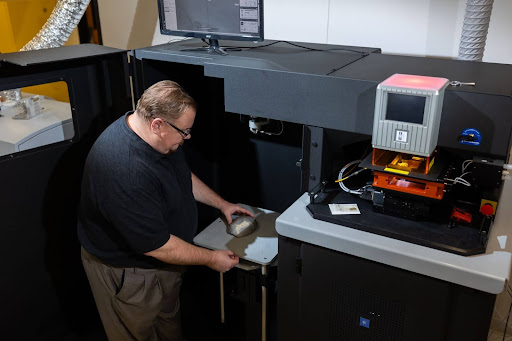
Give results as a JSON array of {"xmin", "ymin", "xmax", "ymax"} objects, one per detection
[
  {"xmin": 372, "ymin": 148, "xmax": 437, "ymax": 175},
  {"xmin": 451, "ymin": 208, "xmax": 472, "ymax": 223},
  {"xmin": 373, "ymin": 171, "xmax": 445, "ymax": 200}
]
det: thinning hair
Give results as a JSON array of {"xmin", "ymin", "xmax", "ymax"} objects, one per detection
[{"xmin": 135, "ymin": 80, "xmax": 197, "ymax": 122}]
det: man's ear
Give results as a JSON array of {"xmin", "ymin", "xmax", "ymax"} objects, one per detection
[{"xmin": 150, "ymin": 118, "xmax": 162, "ymax": 135}]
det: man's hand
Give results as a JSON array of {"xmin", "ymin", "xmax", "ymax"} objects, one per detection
[
  {"xmin": 219, "ymin": 201, "xmax": 254, "ymax": 224},
  {"xmin": 207, "ymin": 250, "xmax": 239, "ymax": 272}
]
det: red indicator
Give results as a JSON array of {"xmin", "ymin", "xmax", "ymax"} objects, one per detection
[
  {"xmin": 480, "ymin": 203, "xmax": 495, "ymax": 216},
  {"xmin": 381, "ymin": 74, "xmax": 449, "ymax": 91}
]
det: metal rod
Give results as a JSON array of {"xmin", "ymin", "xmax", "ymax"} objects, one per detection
[
  {"xmin": 261, "ymin": 265, "xmax": 267, "ymax": 341},
  {"xmin": 220, "ymin": 272, "xmax": 225, "ymax": 323}
]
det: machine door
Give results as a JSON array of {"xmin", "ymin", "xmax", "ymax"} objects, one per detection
[{"xmin": 0, "ymin": 44, "xmax": 132, "ymax": 340}]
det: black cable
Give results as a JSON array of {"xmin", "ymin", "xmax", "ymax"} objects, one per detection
[
  {"xmin": 325, "ymin": 53, "xmax": 369, "ymax": 76},
  {"xmin": 198, "ymin": 39, "xmax": 370, "ymax": 76},
  {"xmin": 503, "ymin": 301, "xmax": 512, "ymax": 341},
  {"xmin": 281, "ymin": 41, "xmax": 370, "ymax": 54},
  {"xmin": 247, "ymin": 40, "xmax": 370, "ymax": 55},
  {"xmin": 200, "ymin": 39, "xmax": 370, "ymax": 55},
  {"xmin": 243, "ymin": 40, "xmax": 282, "ymax": 49},
  {"xmin": 201, "ymin": 38, "xmax": 279, "ymax": 50},
  {"xmin": 500, "ymin": 284, "xmax": 512, "ymax": 341},
  {"xmin": 487, "ymin": 287, "xmax": 512, "ymax": 340}
]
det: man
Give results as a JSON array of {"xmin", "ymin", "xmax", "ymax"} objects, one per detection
[{"xmin": 77, "ymin": 80, "xmax": 253, "ymax": 341}]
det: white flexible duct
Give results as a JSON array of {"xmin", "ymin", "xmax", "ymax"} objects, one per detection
[
  {"xmin": 21, "ymin": 0, "xmax": 91, "ymax": 51},
  {"xmin": 458, "ymin": 0, "xmax": 495, "ymax": 61}
]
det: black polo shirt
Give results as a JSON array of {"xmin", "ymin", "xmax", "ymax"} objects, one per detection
[{"xmin": 77, "ymin": 112, "xmax": 198, "ymax": 268}]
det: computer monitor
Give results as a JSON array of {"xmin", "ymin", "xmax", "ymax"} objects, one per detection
[
  {"xmin": 157, "ymin": 0, "xmax": 264, "ymax": 55},
  {"xmin": 372, "ymin": 74, "xmax": 449, "ymax": 157}
]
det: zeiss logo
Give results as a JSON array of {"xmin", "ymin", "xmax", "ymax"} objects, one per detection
[{"xmin": 360, "ymin": 317, "xmax": 370, "ymax": 328}]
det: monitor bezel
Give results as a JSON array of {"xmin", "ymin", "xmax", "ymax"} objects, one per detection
[
  {"xmin": 382, "ymin": 91, "xmax": 431, "ymax": 126},
  {"xmin": 157, "ymin": 0, "xmax": 264, "ymax": 42}
]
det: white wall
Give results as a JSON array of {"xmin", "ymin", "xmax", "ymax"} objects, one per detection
[
  {"xmin": 261, "ymin": 0, "xmax": 512, "ymax": 63},
  {"xmin": 328, "ymin": 0, "xmax": 433, "ymax": 55},
  {"xmin": 484, "ymin": 0, "xmax": 512, "ymax": 64},
  {"xmin": 97, "ymin": 0, "xmax": 159, "ymax": 50},
  {"xmin": 123, "ymin": 0, "xmax": 511, "ymax": 64},
  {"xmin": 264, "ymin": 0, "xmax": 330, "ymax": 43},
  {"xmin": 326, "ymin": 0, "xmax": 463, "ymax": 58}
]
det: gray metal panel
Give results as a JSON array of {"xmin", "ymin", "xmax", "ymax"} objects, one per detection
[
  {"xmin": 134, "ymin": 40, "xmax": 512, "ymax": 157},
  {"xmin": 337, "ymin": 54, "xmax": 512, "ymax": 157},
  {"xmin": 276, "ymin": 193, "xmax": 511, "ymax": 294},
  {"xmin": 134, "ymin": 40, "xmax": 379, "ymax": 75},
  {"xmin": 372, "ymin": 81, "xmax": 448, "ymax": 156},
  {"xmin": 334, "ymin": 53, "xmax": 512, "ymax": 97},
  {"xmin": 439, "ymin": 92, "xmax": 512, "ymax": 157},
  {"xmin": 386, "ymin": 123, "xmax": 392, "ymax": 147},
  {"xmin": 0, "ymin": 44, "xmax": 124, "ymax": 67},
  {"xmin": 133, "ymin": 40, "xmax": 379, "ymax": 133},
  {"xmin": 307, "ymin": 126, "xmax": 324, "ymax": 191},
  {"xmin": 133, "ymin": 47, "xmax": 216, "ymax": 66},
  {"xmin": 411, "ymin": 124, "xmax": 417, "ymax": 151},
  {"xmin": 193, "ymin": 205, "xmax": 279, "ymax": 265},
  {"xmin": 205, "ymin": 64, "xmax": 377, "ymax": 134}
]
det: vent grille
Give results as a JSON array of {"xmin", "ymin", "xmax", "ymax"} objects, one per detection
[{"xmin": 328, "ymin": 281, "xmax": 405, "ymax": 341}]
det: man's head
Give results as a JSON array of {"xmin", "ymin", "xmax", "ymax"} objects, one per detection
[
  {"xmin": 136, "ymin": 80, "xmax": 196, "ymax": 122},
  {"xmin": 134, "ymin": 80, "xmax": 197, "ymax": 154}
]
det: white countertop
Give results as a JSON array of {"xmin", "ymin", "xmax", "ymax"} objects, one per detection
[
  {"xmin": 276, "ymin": 192, "xmax": 512, "ymax": 294},
  {"xmin": 0, "ymin": 97, "xmax": 72, "ymax": 145}
]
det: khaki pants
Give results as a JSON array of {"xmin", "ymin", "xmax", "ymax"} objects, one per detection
[{"xmin": 81, "ymin": 247, "xmax": 186, "ymax": 341}]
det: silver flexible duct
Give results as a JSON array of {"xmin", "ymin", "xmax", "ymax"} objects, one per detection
[
  {"xmin": 458, "ymin": 0, "xmax": 495, "ymax": 61},
  {"xmin": 4, "ymin": 1, "xmax": 90, "ymax": 111},
  {"xmin": 21, "ymin": 0, "xmax": 91, "ymax": 51}
]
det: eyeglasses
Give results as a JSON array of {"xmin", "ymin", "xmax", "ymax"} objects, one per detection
[{"xmin": 158, "ymin": 118, "xmax": 192, "ymax": 138}]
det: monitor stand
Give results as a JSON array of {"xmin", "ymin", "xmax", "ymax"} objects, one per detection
[{"xmin": 181, "ymin": 39, "xmax": 241, "ymax": 56}]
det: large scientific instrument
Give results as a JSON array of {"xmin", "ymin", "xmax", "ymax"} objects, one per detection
[{"xmin": 307, "ymin": 73, "xmax": 508, "ymax": 255}]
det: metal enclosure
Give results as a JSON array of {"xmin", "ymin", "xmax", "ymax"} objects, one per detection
[
  {"xmin": 2, "ymin": 38, "xmax": 511, "ymax": 341},
  {"xmin": 127, "ymin": 40, "xmax": 512, "ymax": 341},
  {"xmin": 278, "ymin": 236, "xmax": 496, "ymax": 341},
  {"xmin": 0, "ymin": 44, "xmax": 132, "ymax": 340},
  {"xmin": 129, "ymin": 40, "xmax": 382, "ymax": 341},
  {"xmin": 372, "ymin": 74, "xmax": 449, "ymax": 157}
]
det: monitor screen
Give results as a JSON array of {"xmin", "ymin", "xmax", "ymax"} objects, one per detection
[
  {"xmin": 385, "ymin": 93, "xmax": 426, "ymax": 125},
  {"xmin": 158, "ymin": 0, "xmax": 263, "ymax": 42}
]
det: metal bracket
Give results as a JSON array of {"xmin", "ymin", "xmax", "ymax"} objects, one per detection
[{"xmin": 308, "ymin": 180, "xmax": 327, "ymax": 205}]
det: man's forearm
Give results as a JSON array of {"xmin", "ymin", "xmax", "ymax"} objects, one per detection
[
  {"xmin": 145, "ymin": 234, "xmax": 213, "ymax": 267},
  {"xmin": 191, "ymin": 173, "xmax": 253, "ymax": 224},
  {"xmin": 144, "ymin": 234, "xmax": 239, "ymax": 272},
  {"xmin": 191, "ymin": 172, "xmax": 227, "ymax": 210}
]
